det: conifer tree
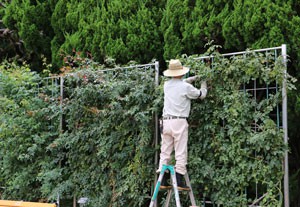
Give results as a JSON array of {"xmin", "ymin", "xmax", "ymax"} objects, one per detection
[
  {"xmin": 3, "ymin": 0, "xmax": 54, "ymax": 71},
  {"xmin": 50, "ymin": 0, "xmax": 163, "ymax": 66},
  {"xmin": 98, "ymin": 0, "xmax": 163, "ymax": 64},
  {"xmin": 0, "ymin": 1, "xmax": 25, "ymax": 62},
  {"xmin": 160, "ymin": 0, "xmax": 188, "ymax": 60},
  {"xmin": 182, "ymin": 0, "xmax": 232, "ymax": 55},
  {"xmin": 222, "ymin": 0, "xmax": 293, "ymax": 50}
]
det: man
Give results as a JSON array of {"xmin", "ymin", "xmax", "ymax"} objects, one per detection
[{"xmin": 157, "ymin": 59, "xmax": 207, "ymax": 190}]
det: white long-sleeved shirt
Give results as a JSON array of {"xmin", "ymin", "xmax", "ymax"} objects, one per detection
[{"xmin": 162, "ymin": 78, "xmax": 202, "ymax": 118}]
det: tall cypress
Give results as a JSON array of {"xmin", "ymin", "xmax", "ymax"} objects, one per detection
[
  {"xmin": 160, "ymin": 0, "xmax": 189, "ymax": 60},
  {"xmin": 50, "ymin": 0, "xmax": 163, "ymax": 66},
  {"xmin": 182, "ymin": 0, "xmax": 232, "ymax": 55},
  {"xmin": 3, "ymin": 0, "xmax": 54, "ymax": 71},
  {"xmin": 222, "ymin": 0, "xmax": 293, "ymax": 50}
]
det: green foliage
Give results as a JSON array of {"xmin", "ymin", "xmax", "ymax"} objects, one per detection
[
  {"xmin": 182, "ymin": 0, "xmax": 232, "ymax": 55},
  {"xmin": 3, "ymin": 0, "xmax": 54, "ymax": 71},
  {"xmin": 178, "ymin": 48, "xmax": 294, "ymax": 206},
  {"xmin": 160, "ymin": 0, "xmax": 188, "ymax": 59},
  {"xmin": 0, "ymin": 62, "xmax": 60, "ymax": 200},
  {"xmin": 1, "ymin": 0, "xmax": 300, "ymax": 203},
  {"xmin": 2, "ymin": 0, "xmax": 300, "ymax": 198},
  {"xmin": 2, "ymin": 0, "xmax": 300, "ymax": 78},
  {"xmin": 285, "ymin": 83, "xmax": 300, "ymax": 206},
  {"xmin": 0, "ymin": 46, "xmax": 295, "ymax": 206},
  {"xmin": 50, "ymin": 0, "xmax": 163, "ymax": 69},
  {"xmin": 39, "ymin": 68, "xmax": 157, "ymax": 206},
  {"xmin": 222, "ymin": 0, "xmax": 294, "ymax": 50}
]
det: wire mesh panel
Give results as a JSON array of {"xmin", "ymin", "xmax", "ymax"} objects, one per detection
[
  {"xmin": 39, "ymin": 63, "xmax": 159, "ymax": 131},
  {"xmin": 41, "ymin": 63, "xmax": 160, "ymax": 206},
  {"xmin": 184, "ymin": 45, "xmax": 289, "ymax": 207},
  {"xmin": 36, "ymin": 76, "xmax": 62, "ymax": 131},
  {"xmin": 0, "ymin": 66, "xmax": 63, "ymax": 203}
]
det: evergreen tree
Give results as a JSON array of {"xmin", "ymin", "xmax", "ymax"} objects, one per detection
[
  {"xmin": 182, "ymin": 0, "xmax": 232, "ymax": 55},
  {"xmin": 98, "ymin": 0, "xmax": 163, "ymax": 64},
  {"xmin": 51, "ymin": 0, "xmax": 82, "ymax": 68},
  {"xmin": 222, "ymin": 0, "xmax": 293, "ymax": 50},
  {"xmin": 0, "ymin": 1, "xmax": 26, "ymax": 62},
  {"xmin": 50, "ymin": 0, "xmax": 163, "ymax": 67},
  {"xmin": 160, "ymin": 0, "xmax": 188, "ymax": 60},
  {"xmin": 3, "ymin": 0, "xmax": 54, "ymax": 71}
]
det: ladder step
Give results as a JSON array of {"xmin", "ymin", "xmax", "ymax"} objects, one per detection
[{"xmin": 159, "ymin": 188, "xmax": 191, "ymax": 191}]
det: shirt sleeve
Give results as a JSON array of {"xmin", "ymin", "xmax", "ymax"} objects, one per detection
[
  {"xmin": 185, "ymin": 83, "xmax": 201, "ymax": 99},
  {"xmin": 183, "ymin": 76, "xmax": 195, "ymax": 84}
]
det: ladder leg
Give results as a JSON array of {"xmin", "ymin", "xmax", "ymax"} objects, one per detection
[
  {"xmin": 170, "ymin": 169, "xmax": 181, "ymax": 207},
  {"xmin": 149, "ymin": 170, "xmax": 165, "ymax": 207},
  {"xmin": 151, "ymin": 165, "xmax": 195, "ymax": 207},
  {"xmin": 164, "ymin": 189, "xmax": 172, "ymax": 207},
  {"xmin": 184, "ymin": 173, "xmax": 197, "ymax": 206}
]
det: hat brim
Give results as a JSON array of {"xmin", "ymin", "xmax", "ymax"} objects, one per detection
[{"xmin": 163, "ymin": 66, "xmax": 189, "ymax": 77}]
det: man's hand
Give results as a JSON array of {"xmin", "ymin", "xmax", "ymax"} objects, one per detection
[
  {"xmin": 199, "ymin": 81, "xmax": 207, "ymax": 100},
  {"xmin": 201, "ymin": 81, "xmax": 207, "ymax": 89}
]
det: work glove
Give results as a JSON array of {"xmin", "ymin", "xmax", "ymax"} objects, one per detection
[
  {"xmin": 199, "ymin": 81, "xmax": 207, "ymax": 100},
  {"xmin": 184, "ymin": 76, "xmax": 198, "ymax": 84}
]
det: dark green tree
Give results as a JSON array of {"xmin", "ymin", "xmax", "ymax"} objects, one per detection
[
  {"xmin": 50, "ymin": 0, "xmax": 163, "ymax": 67},
  {"xmin": 222, "ymin": 0, "xmax": 293, "ymax": 50},
  {"xmin": 0, "ymin": 1, "xmax": 26, "ymax": 62},
  {"xmin": 182, "ymin": 0, "xmax": 232, "ymax": 55},
  {"xmin": 3, "ymin": 0, "xmax": 54, "ymax": 71},
  {"xmin": 160, "ymin": 0, "xmax": 188, "ymax": 60}
]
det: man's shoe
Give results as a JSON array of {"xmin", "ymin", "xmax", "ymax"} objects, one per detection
[
  {"xmin": 176, "ymin": 172, "xmax": 190, "ymax": 191},
  {"xmin": 160, "ymin": 172, "xmax": 172, "ymax": 190}
]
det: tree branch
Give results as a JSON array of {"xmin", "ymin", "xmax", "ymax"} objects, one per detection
[{"xmin": 249, "ymin": 193, "xmax": 268, "ymax": 207}]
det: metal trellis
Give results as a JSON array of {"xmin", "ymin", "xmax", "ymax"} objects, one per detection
[{"xmin": 193, "ymin": 44, "xmax": 289, "ymax": 207}]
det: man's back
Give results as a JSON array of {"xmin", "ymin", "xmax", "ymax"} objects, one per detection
[{"xmin": 163, "ymin": 78, "xmax": 200, "ymax": 118}]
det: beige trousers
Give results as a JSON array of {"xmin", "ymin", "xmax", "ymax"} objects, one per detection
[{"xmin": 157, "ymin": 119, "xmax": 189, "ymax": 175}]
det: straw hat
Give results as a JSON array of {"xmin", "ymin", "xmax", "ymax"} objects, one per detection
[{"xmin": 163, "ymin": 59, "xmax": 189, "ymax": 77}]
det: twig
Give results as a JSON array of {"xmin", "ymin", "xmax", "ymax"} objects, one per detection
[{"xmin": 249, "ymin": 193, "xmax": 268, "ymax": 207}]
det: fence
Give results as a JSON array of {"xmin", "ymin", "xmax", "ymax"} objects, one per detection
[
  {"xmin": 37, "ymin": 62, "xmax": 159, "ymax": 207},
  {"xmin": 192, "ymin": 44, "xmax": 288, "ymax": 207},
  {"xmin": 1, "ymin": 46, "xmax": 289, "ymax": 207}
]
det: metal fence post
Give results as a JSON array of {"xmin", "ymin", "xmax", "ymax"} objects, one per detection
[
  {"xmin": 154, "ymin": 61, "xmax": 160, "ymax": 168},
  {"xmin": 153, "ymin": 61, "xmax": 160, "ymax": 207},
  {"xmin": 60, "ymin": 77, "xmax": 64, "ymax": 132},
  {"xmin": 281, "ymin": 44, "xmax": 289, "ymax": 207}
]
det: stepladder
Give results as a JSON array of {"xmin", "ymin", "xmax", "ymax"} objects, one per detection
[{"xmin": 149, "ymin": 164, "xmax": 197, "ymax": 207}]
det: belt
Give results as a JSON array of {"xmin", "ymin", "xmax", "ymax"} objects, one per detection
[{"xmin": 162, "ymin": 116, "xmax": 187, "ymax": 120}]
